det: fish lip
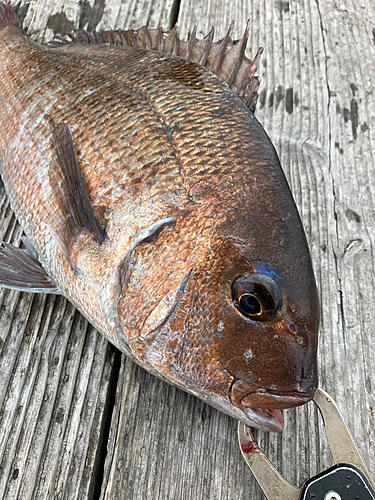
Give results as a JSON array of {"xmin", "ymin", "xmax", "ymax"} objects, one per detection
[
  {"xmin": 240, "ymin": 389, "xmax": 314, "ymax": 410},
  {"xmin": 240, "ymin": 407, "xmax": 284, "ymax": 432},
  {"xmin": 230, "ymin": 379, "xmax": 316, "ymax": 410}
]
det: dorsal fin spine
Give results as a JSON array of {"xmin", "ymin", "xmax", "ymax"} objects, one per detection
[
  {"xmin": 212, "ymin": 20, "xmax": 234, "ymax": 74},
  {"xmin": 171, "ymin": 25, "xmax": 179, "ymax": 56},
  {"xmin": 141, "ymin": 26, "xmax": 152, "ymax": 49},
  {"xmin": 226, "ymin": 20, "xmax": 250, "ymax": 86},
  {"xmin": 157, "ymin": 27, "xmax": 164, "ymax": 52},
  {"xmin": 185, "ymin": 24, "xmax": 197, "ymax": 61},
  {"xmin": 199, "ymin": 27, "xmax": 214, "ymax": 66},
  {"xmin": 238, "ymin": 46, "xmax": 263, "ymax": 95}
]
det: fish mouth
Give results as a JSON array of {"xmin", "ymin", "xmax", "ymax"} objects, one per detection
[
  {"xmin": 231, "ymin": 379, "xmax": 316, "ymax": 432},
  {"xmin": 240, "ymin": 389, "xmax": 314, "ymax": 409},
  {"xmin": 241, "ymin": 407, "xmax": 285, "ymax": 433}
]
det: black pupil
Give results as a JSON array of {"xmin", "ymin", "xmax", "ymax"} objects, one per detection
[{"xmin": 239, "ymin": 294, "xmax": 261, "ymax": 315}]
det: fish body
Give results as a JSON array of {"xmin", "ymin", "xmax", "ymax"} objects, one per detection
[{"xmin": 0, "ymin": 3, "xmax": 319, "ymax": 432}]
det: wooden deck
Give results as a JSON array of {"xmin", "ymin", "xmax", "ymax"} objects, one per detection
[{"xmin": 1, "ymin": 0, "xmax": 375, "ymax": 498}]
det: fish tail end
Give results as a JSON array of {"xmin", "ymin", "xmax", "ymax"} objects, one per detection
[{"xmin": 0, "ymin": 3, "xmax": 19, "ymax": 31}]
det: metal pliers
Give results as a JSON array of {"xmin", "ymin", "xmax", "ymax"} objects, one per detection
[{"xmin": 238, "ymin": 388, "xmax": 375, "ymax": 499}]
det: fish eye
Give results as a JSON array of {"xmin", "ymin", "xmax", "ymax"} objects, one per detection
[
  {"xmin": 238, "ymin": 293, "xmax": 262, "ymax": 316},
  {"xmin": 232, "ymin": 273, "xmax": 282, "ymax": 321}
]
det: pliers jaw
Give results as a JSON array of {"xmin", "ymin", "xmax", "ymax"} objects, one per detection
[{"xmin": 238, "ymin": 388, "xmax": 375, "ymax": 499}]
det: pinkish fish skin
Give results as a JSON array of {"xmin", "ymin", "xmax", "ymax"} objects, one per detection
[{"xmin": 0, "ymin": 3, "xmax": 319, "ymax": 432}]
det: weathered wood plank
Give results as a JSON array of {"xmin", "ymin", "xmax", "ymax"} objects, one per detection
[
  {"xmin": 0, "ymin": 0, "xmax": 375, "ymax": 499},
  {"xmin": 316, "ymin": 0, "xmax": 375, "ymax": 472}
]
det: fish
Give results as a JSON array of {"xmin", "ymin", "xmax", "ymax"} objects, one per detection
[{"xmin": 0, "ymin": 2, "xmax": 319, "ymax": 433}]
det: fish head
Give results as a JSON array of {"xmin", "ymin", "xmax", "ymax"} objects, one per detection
[
  {"xmin": 118, "ymin": 217, "xmax": 319, "ymax": 432},
  {"xmin": 209, "ymin": 236, "xmax": 319, "ymax": 432}
]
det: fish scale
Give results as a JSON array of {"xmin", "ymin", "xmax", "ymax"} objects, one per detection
[
  {"xmin": 0, "ymin": 3, "xmax": 319, "ymax": 432},
  {"xmin": 48, "ymin": 45, "xmax": 255, "ymax": 186}
]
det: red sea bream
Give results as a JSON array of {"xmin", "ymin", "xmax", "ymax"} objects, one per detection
[{"xmin": 0, "ymin": 3, "xmax": 319, "ymax": 432}]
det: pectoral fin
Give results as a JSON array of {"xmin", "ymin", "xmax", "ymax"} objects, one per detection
[
  {"xmin": 0, "ymin": 241, "xmax": 60, "ymax": 293},
  {"xmin": 47, "ymin": 122, "xmax": 105, "ymax": 264}
]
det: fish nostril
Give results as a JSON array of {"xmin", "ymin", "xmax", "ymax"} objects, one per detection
[{"xmin": 243, "ymin": 349, "xmax": 254, "ymax": 361}]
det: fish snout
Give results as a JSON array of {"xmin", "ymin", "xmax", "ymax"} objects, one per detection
[
  {"xmin": 230, "ymin": 378, "xmax": 316, "ymax": 411},
  {"xmin": 240, "ymin": 388, "xmax": 314, "ymax": 409}
]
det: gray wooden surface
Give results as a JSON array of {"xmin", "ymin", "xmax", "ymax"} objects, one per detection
[{"xmin": 1, "ymin": 0, "xmax": 375, "ymax": 499}]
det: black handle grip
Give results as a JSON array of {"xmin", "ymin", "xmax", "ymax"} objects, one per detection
[{"xmin": 300, "ymin": 464, "xmax": 375, "ymax": 500}]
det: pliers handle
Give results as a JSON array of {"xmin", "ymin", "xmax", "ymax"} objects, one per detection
[{"xmin": 238, "ymin": 388, "xmax": 375, "ymax": 499}]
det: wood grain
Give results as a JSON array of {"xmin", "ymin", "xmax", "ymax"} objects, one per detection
[{"xmin": 0, "ymin": 0, "xmax": 374, "ymax": 498}]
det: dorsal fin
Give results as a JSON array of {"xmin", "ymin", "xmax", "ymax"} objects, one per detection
[
  {"xmin": 0, "ymin": 3, "xmax": 19, "ymax": 31},
  {"xmin": 54, "ymin": 22, "xmax": 263, "ymax": 112}
]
